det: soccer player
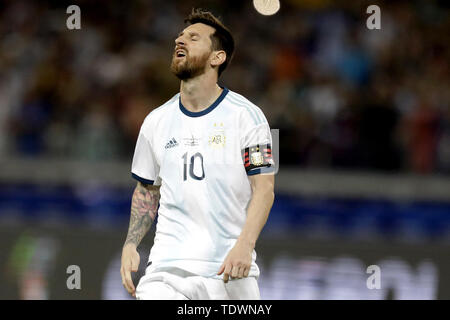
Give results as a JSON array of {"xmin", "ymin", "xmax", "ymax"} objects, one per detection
[{"xmin": 120, "ymin": 8, "xmax": 275, "ymax": 300}]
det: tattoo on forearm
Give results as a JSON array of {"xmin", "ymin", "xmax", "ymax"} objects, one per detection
[{"xmin": 124, "ymin": 183, "xmax": 160, "ymax": 247}]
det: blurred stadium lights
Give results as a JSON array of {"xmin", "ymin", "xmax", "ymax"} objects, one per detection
[{"xmin": 253, "ymin": 0, "xmax": 281, "ymax": 16}]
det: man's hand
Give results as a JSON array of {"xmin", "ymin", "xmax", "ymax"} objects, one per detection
[
  {"xmin": 120, "ymin": 182, "xmax": 159, "ymax": 297},
  {"xmin": 120, "ymin": 243, "xmax": 140, "ymax": 297},
  {"xmin": 217, "ymin": 239, "xmax": 254, "ymax": 283}
]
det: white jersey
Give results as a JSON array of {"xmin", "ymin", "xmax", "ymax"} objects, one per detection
[{"xmin": 131, "ymin": 87, "xmax": 275, "ymax": 279}]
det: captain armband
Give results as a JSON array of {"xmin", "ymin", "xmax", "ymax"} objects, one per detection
[{"xmin": 242, "ymin": 143, "xmax": 275, "ymax": 174}]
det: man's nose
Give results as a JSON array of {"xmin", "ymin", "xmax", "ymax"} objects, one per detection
[{"xmin": 175, "ymin": 37, "xmax": 185, "ymax": 46}]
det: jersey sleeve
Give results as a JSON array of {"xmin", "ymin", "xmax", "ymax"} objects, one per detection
[
  {"xmin": 240, "ymin": 107, "xmax": 275, "ymax": 176},
  {"xmin": 131, "ymin": 118, "xmax": 160, "ymax": 185}
]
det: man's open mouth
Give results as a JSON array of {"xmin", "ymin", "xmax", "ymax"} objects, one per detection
[{"xmin": 176, "ymin": 49, "xmax": 186, "ymax": 57}]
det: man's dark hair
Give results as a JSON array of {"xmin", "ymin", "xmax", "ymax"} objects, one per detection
[{"xmin": 184, "ymin": 8, "xmax": 235, "ymax": 77}]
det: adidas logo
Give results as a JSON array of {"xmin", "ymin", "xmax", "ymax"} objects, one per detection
[{"xmin": 165, "ymin": 137, "xmax": 179, "ymax": 149}]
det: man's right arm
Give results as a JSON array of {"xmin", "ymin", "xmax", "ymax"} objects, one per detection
[
  {"xmin": 124, "ymin": 181, "xmax": 160, "ymax": 247},
  {"xmin": 120, "ymin": 181, "xmax": 160, "ymax": 297}
]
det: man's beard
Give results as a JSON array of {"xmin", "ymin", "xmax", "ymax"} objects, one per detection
[{"xmin": 170, "ymin": 51, "xmax": 211, "ymax": 80}]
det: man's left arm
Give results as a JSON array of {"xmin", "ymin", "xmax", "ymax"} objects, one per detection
[{"xmin": 217, "ymin": 173, "xmax": 275, "ymax": 282}]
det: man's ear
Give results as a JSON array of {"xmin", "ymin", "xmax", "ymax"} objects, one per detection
[{"xmin": 210, "ymin": 50, "xmax": 226, "ymax": 68}]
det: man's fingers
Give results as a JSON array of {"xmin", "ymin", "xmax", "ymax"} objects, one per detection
[
  {"xmin": 231, "ymin": 265, "xmax": 240, "ymax": 279},
  {"xmin": 120, "ymin": 266, "xmax": 128, "ymax": 290},
  {"xmin": 124, "ymin": 269, "xmax": 135, "ymax": 294},
  {"xmin": 122, "ymin": 271, "xmax": 132, "ymax": 292},
  {"xmin": 131, "ymin": 257, "xmax": 139, "ymax": 273},
  {"xmin": 223, "ymin": 263, "xmax": 232, "ymax": 283},
  {"xmin": 217, "ymin": 264, "xmax": 225, "ymax": 275},
  {"xmin": 237, "ymin": 266, "xmax": 245, "ymax": 279},
  {"xmin": 244, "ymin": 267, "xmax": 250, "ymax": 278},
  {"xmin": 121, "ymin": 259, "xmax": 135, "ymax": 294}
]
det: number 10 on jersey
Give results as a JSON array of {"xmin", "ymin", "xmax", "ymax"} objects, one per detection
[{"xmin": 182, "ymin": 152, "xmax": 205, "ymax": 181}]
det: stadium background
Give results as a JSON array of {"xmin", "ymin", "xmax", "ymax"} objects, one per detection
[{"xmin": 0, "ymin": 0, "xmax": 449, "ymax": 299}]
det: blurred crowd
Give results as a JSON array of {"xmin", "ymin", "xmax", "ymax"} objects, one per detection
[{"xmin": 0, "ymin": 0, "xmax": 449, "ymax": 173}]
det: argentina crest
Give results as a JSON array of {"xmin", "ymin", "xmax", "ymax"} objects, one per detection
[
  {"xmin": 250, "ymin": 146, "xmax": 264, "ymax": 166},
  {"xmin": 208, "ymin": 122, "xmax": 226, "ymax": 148}
]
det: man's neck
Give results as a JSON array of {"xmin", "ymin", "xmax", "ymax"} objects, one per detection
[{"xmin": 180, "ymin": 72, "xmax": 223, "ymax": 113}]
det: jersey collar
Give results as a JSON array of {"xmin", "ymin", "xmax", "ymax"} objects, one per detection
[{"xmin": 179, "ymin": 86, "xmax": 229, "ymax": 117}]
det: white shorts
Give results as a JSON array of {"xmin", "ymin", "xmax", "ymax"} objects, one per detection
[{"xmin": 135, "ymin": 267, "xmax": 260, "ymax": 300}]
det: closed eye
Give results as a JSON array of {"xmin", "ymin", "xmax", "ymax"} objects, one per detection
[{"xmin": 189, "ymin": 32, "xmax": 200, "ymax": 40}]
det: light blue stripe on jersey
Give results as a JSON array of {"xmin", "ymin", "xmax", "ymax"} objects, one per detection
[
  {"xmin": 232, "ymin": 93, "xmax": 267, "ymax": 125},
  {"xmin": 226, "ymin": 93, "xmax": 262, "ymax": 126},
  {"xmin": 229, "ymin": 93, "xmax": 265, "ymax": 124},
  {"xmin": 227, "ymin": 93, "xmax": 261, "ymax": 125}
]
